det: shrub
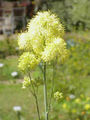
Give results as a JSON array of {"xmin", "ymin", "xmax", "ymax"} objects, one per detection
[{"xmin": 0, "ymin": 38, "xmax": 19, "ymax": 58}]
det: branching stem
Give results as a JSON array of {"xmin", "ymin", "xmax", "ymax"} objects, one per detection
[
  {"xmin": 48, "ymin": 62, "xmax": 55, "ymax": 112},
  {"xmin": 43, "ymin": 63, "xmax": 48, "ymax": 120},
  {"xmin": 28, "ymin": 72, "xmax": 41, "ymax": 120}
]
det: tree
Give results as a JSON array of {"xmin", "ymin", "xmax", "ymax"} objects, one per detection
[
  {"xmin": 49, "ymin": 0, "xmax": 90, "ymax": 31},
  {"xmin": 34, "ymin": 0, "xmax": 48, "ymax": 12}
]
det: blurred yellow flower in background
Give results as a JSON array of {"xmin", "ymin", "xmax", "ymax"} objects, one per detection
[
  {"xmin": 80, "ymin": 94, "xmax": 84, "ymax": 98},
  {"xmin": 86, "ymin": 97, "xmax": 90, "ymax": 101},
  {"xmin": 75, "ymin": 98, "xmax": 81, "ymax": 103},
  {"xmin": 72, "ymin": 109, "xmax": 77, "ymax": 113},
  {"xmin": 84, "ymin": 104, "xmax": 90, "ymax": 110},
  {"xmin": 76, "ymin": 118, "xmax": 80, "ymax": 120},
  {"xmin": 63, "ymin": 103, "xmax": 67, "ymax": 109}
]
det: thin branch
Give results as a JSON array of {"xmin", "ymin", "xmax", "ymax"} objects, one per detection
[
  {"xmin": 48, "ymin": 62, "xmax": 55, "ymax": 112},
  {"xmin": 39, "ymin": 63, "xmax": 44, "ymax": 73},
  {"xmin": 28, "ymin": 72, "xmax": 41, "ymax": 120},
  {"xmin": 28, "ymin": 86, "xmax": 35, "ymax": 96},
  {"xmin": 43, "ymin": 62, "xmax": 48, "ymax": 120}
]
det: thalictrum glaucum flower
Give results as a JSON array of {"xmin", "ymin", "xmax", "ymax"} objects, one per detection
[
  {"xmin": 26, "ymin": 11, "xmax": 65, "ymax": 55},
  {"xmin": 41, "ymin": 38, "xmax": 68, "ymax": 62},
  {"xmin": 18, "ymin": 11, "xmax": 68, "ymax": 61},
  {"xmin": 22, "ymin": 76, "xmax": 31, "ymax": 88},
  {"xmin": 18, "ymin": 52, "xmax": 39, "ymax": 72},
  {"xmin": 18, "ymin": 11, "xmax": 69, "ymax": 83},
  {"xmin": 23, "ymin": 76, "xmax": 36, "ymax": 89},
  {"xmin": 54, "ymin": 91, "xmax": 63, "ymax": 101},
  {"xmin": 18, "ymin": 32, "xmax": 28, "ymax": 49},
  {"xmin": 18, "ymin": 32, "xmax": 33, "ymax": 51}
]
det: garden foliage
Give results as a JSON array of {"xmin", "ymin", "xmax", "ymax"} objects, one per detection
[
  {"xmin": 49, "ymin": 0, "xmax": 90, "ymax": 31},
  {"xmin": 53, "ymin": 39, "xmax": 90, "ymax": 96}
]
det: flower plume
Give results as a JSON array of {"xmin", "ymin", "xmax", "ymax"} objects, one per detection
[{"xmin": 18, "ymin": 11, "xmax": 68, "ymax": 72}]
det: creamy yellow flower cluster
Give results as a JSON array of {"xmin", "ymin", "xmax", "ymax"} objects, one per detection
[
  {"xmin": 41, "ymin": 38, "xmax": 68, "ymax": 62},
  {"xmin": 23, "ymin": 76, "xmax": 35, "ymax": 88},
  {"xmin": 22, "ymin": 76, "xmax": 31, "ymax": 88},
  {"xmin": 54, "ymin": 91, "xmax": 63, "ymax": 101},
  {"xmin": 18, "ymin": 52, "xmax": 39, "ymax": 72},
  {"xmin": 18, "ymin": 11, "xmax": 68, "ymax": 72}
]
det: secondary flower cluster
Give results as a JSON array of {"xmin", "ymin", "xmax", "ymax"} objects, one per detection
[
  {"xmin": 18, "ymin": 52, "xmax": 39, "ymax": 72},
  {"xmin": 54, "ymin": 91, "xmax": 63, "ymax": 101},
  {"xmin": 18, "ymin": 11, "xmax": 68, "ymax": 73},
  {"xmin": 22, "ymin": 76, "xmax": 36, "ymax": 88}
]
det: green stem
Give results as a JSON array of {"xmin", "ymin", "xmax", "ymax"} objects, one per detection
[
  {"xmin": 17, "ymin": 112, "xmax": 21, "ymax": 120},
  {"xmin": 34, "ymin": 94, "xmax": 41, "ymax": 120},
  {"xmin": 48, "ymin": 62, "xmax": 55, "ymax": 112},
  {"xmin": 28, "ymin": 72, "xmax": 41, "ymax": 120},
  {"xmin": 43, "ymin": 63, "xmax": 48, "ymax": 120}
]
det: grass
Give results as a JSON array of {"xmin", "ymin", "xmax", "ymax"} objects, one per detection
[
  {"xmin": 0, "ymin": 84, "xmax": 44, "ymax": 120},
  {"xmin": 0, "ymin": 56, "xmax": 22, "ymax": 81},
  {"xmin": 0, "ymin": 75, "xmax": 90, "ymax": 120}
]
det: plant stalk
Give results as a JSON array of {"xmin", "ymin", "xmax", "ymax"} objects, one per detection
[
  {"xmin": 43, "ymin": 63, "xmax": 48, "ymax": 120},
  {"xmin": 48, "ymin": 62, "xmax": 55, "ymax": 112},
  {"xmin": 29, "ymin": 72, "xmax": 41, "ymax": 120},
  {"xmin": 34, "ymin": 94, "xmax": 41, "ymax": 120}
]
